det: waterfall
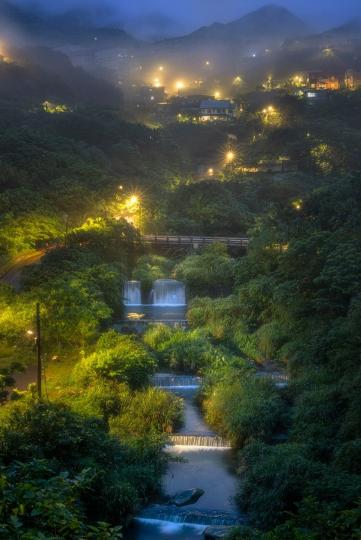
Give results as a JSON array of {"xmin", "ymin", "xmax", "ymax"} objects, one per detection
[
  {"xmin": 123, "ymin": 281, "xmax": 142, "ymax": 306},
  {"xmin": 152, "ymin": 375, "xmax": 202, "ymax": 388},
  {"xmin": 169, "ymin": 435, "xmax": 231, "ymax": 448},
  {"xmin": 153, "ymin": 279, "xmax": 186, "ymax": 306},
  {"xmin": 137, "ymin": 506, "xmax": 243, "ymax": 526}
]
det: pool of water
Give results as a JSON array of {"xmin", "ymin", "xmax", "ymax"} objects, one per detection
[{"xmin": 124, "ymin": 305, "xmax": 187, "ymax": 321}]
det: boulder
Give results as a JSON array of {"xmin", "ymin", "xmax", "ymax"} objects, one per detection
[
  {"xmin": 169, "ymin": 488, "xmax": 205, "ymax": 507},
  {"xmin": 204, "ymin": 526, "xmax": 233, "ymax": 539}
]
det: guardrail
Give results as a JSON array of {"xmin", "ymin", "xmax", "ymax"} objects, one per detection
[{"xmin": 143, "ymin": 235, "xmax": 249, "ymax": 248}]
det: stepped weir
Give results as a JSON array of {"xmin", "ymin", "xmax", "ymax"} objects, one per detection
[
  {"xmin": 152, "ymin": 374, "xmax": 201, "ymax": 388},
  {"xmin": 169, "ymin": 435, "xmax": 232, "ymax": 448},
  {"xmin": 137, "ymin": 506, "xmax": 243, "ymax": 527}
]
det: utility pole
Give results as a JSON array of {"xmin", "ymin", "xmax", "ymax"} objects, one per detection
[{"xmin": 35, "ymin": 303, "xmax": 42, "ymax": 399}]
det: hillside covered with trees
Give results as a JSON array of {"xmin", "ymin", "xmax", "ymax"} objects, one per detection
[{"xmin": 0, "ymin": 64, "xmax": 360, "ymax": 539}]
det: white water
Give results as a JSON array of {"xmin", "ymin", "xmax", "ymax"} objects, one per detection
[
  {"xmin": 129, "ymin": 518, "xmax": 206, "ymax": 539},
  {"xmin": 123, "ymin": 281, "xmax": 142, "ymax": 306},
  {"xmin": 152, "ymin": 279, "xmax": 186, "ymax": 306}
]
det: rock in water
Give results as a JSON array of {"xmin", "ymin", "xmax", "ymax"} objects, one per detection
[
  {"xmin": 170, "ymin": 488, "xmax": 205, "ymax": 506},
  {"xmin": 204, "ymin": 526, "xmax": 233, "ymax": 539}
]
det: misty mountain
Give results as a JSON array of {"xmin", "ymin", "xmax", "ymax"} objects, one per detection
[
  {"xmin": 0, "ymin": 47, "xmax": 122, "ymax": 106},
  {"xmin": 0, "ymin": 1, "xmax": 138, "ymax": 48},
  {"xmin": 159, "ymin": 5, "xmax": 309, "ymax": 48},
  {"xmin": 321, "ymin": 18, "xmax": 361, "ymax": 40},
  {"xmin": 124, "ymin": 12, "xmax": 185, "ymax": 41}
]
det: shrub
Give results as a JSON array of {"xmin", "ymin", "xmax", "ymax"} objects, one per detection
[
  {"xmin": 74, "ymin": 332, "xmax": 156, "ymax": 389},
  {"xmin": 203, "ymin": 375, "xmax": 284, "ymax": 446}
]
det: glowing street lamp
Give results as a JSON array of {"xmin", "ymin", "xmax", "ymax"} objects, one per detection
[
  {"xmin": 128, "ymin": 195, "xmax": 139, "ymax": 206},
  {"xmin": 214, "ymin": 91, "xmax": 221, "ymax": 99},
  {"xmin": 175, "ymin": 80, "xmax": 185, "ymax": 91},
  {"xmin": 225, "ymin": 151, "xmax": 235, "ymax": 163},
  {"xmin": 292, "ymin": 199, "xmax": 303, "ymax": 211}
]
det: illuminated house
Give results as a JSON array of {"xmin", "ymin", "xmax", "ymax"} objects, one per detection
[
  {"xmin": 345, "ymin": 69, "xmax": 361, "ymax": 90},
  {"xmin": 169, "ymin": 95, "xmax": 211, "ymax": 116},
  {"xmin": 308, "ymin": 72, "xmax": 340, "ymax": 91},
  {"xmin": 199, "ymin": 99, "xmax": 235, "ymax": 121}
]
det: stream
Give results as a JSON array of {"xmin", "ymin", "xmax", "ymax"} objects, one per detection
[{"xmin": 126, "ymin": 374, "xmax": 243, "ymax": 539}]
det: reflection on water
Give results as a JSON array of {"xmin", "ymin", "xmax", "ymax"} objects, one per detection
[
  {"xmin": 165, "ymin": 447, "xmax": 238, "ymax": 512},
  {"xmin": 124, "ymin": 305, "xmax": 187, "ymax": 321}
]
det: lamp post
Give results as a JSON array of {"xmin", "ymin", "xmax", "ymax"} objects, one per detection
[{"xmin": 35, "ymin": 303, "xmax": 42, "ymax": 399}]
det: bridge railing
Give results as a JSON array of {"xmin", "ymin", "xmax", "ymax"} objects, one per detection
[{"xmin": 143, "ymin": 235, "xmax": 249, "ymax": 247}]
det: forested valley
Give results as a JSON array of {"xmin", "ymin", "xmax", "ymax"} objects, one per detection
[{"xmin": 0, "ymin": 81, "xmax": 360, "ymax": 540}]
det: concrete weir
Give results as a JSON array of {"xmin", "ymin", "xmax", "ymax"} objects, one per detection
[{"xmin": 169, "ymin": 435, "xmax": 232, "ymax": 448}]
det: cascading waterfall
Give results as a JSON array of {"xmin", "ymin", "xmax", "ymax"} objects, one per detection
[
  {"xmin": 123, "ymin": 281, "xmax": 142, "ymax": 306},
  {"xmin": 152, "ymin": 279, "xmax": 186, "ymax": 306},
  {"xmin": 169, "ymin": 435, "xmax": 231, "ymax": 448},
  {"xmin": 137, "ymin": 507, "xmax": 243, "ymax": 527},
  {"xmin": 152, "ymin": 375, "xmax": 201, "ymax": 388}
]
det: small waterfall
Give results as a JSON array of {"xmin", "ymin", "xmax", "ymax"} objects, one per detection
[
  {"xmin": 169, "ymin": 435, "xmax": 231, "ymax": 448},
  {"xmin": 137, "ymin": 506, "xmax": 243, "ymax": 526},
  {"xmin": 153, "ymin": 279, "xmax": 186, "ymax": 306},
  {"xmin": 123, "ymin": 281, "xmax": 141, "ymax": 306},
  {"xmin": 152, "ymin": 375, "xmax": 202, "ymax": 388}
]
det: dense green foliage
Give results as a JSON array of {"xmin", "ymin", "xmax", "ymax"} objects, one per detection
[
  {"xmin": 186, "ymin": 176, "xmax": 361, "ymax": 536},
  {"xmin": 0, "ymin": 83, "xmax": 361, "ymax": 539},
  {"xmin": 174, "ymin": 243, "xmax": 236, "ymax": 297}
]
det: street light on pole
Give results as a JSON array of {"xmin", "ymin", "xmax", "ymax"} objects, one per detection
[
  {"xmin": 26, "ymin": 303, "xmax": 43, "ymax": 399},
  {"xmin": 35, "ymin": 303, "xmax": 42, "ymax": 399}
]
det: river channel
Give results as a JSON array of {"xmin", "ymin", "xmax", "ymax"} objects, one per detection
[{"xmin": 126, "ymin": 375, "xmax": 242, "ymax": 539}]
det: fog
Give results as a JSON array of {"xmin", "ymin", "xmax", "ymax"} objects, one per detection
[{"xmin": 10, "ymin": 0, "xmax": 361, "ymax": 38}]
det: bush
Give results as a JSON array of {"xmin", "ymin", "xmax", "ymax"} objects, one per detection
[
  {"xmin": 203, "ymin": 374, "xmax": 284, "ymax": 446},
  {"xmin": 109, "ymin": 387, "xmax": 183, "ymax": 440},
  {"xmin": 74, "ymin": 332, "xmax": 156, "ymax": 389},
  {"xmin": 144, "ymin": 325, "xmax": 212, "ymax": 372},
  {"xmin": 239, "ymin": 442, "xmax": 315, "ymax": 529},
  {"xmin": 174, "ymin": 243, "xmax": 236, "ymax": 297},
  {"xmin": 0, "ymin": 399, "xmax": 165, "ymax": 526},
  {"xmin": 0, "ymin": 459, "xmax": 124, "ymax": 540}
]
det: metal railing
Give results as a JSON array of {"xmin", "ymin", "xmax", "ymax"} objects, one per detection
[{"xmin": 143, "ymin": 235, "xmax": 249, "ymax": 247}]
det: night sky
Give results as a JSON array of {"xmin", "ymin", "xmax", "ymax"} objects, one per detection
[{"xmin": 13, "ymin": 0, "xmax": 361, "ymax": 35}]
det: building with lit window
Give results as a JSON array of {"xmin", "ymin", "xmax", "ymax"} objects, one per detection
[
  {"xmin": 308, "ymin": 72, "xmax": 340, "ymax": 91},
  {"xmin": 199, "ymin": 99, "xmax": 235, "ymax": 121}
]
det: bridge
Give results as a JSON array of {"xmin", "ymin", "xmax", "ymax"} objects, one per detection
[{"xmin": 142, "ymin": 235, "xmax": 249, "ymax": 249}]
